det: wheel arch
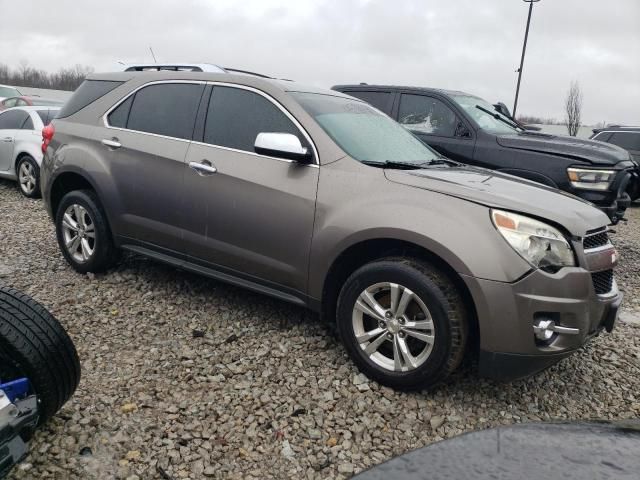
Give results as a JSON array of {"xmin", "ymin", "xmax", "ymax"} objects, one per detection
[
  {"xmin": 319, "ymin": 237, "xmax": 480, "ymax": 351},
  {"xmin": 49, "ymin": 170, "xmax": 101, "ymax": 220}
]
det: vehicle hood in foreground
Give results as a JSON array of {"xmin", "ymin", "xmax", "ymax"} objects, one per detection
[
  {"xmin": 385, "ymin": 166, "xmax": 610, "ymax": 235},
  {"xmin": 496, "ymin": 132, "xmax": 631, "ymax": 165},
  {"xmin": 353, "ymin": 421, "xmax": 640, "ymax": 480}
]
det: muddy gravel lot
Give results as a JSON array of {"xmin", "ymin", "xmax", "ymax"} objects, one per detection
[{"xmin": 1, "ymin": 179, "xmax": 639, "ymax": 480}]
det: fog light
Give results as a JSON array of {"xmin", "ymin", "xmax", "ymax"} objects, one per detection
[{"xmin": 533, "ymin": 319, "xmax": 556, "ymax": 341}]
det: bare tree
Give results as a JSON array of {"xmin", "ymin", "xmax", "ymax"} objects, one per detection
[{"xmin": 564, "ymin": 80, "xmax": 583, "ymax": 137}]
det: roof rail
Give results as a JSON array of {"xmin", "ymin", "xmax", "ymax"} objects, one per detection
[{"xmin": 223, "ymin": 68, "xmax": 273, "ymax": 79}]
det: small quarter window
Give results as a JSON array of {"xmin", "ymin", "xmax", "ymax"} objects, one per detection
[{"xmin": 107, "ymin": 95, "xmax": 134, "ymax": 128}]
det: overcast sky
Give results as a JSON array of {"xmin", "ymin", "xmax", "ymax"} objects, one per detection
[{"xmin": 1, "ymin": 0, "xmax": 638, "ymax": 124}]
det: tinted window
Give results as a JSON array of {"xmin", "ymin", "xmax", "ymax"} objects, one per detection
[
  {"xmin": 107, "ymin": 95, "xmax": 134, "ymax": 128},
  {"xmin": 37, "ymin": 109, "xmax": 58, "ymax": 126},
  {"xmin": 126, "ymin": 83, "xmax": 204, "ymax": 140},
  {"xmin": 592, "ymin": 132, "xmax": 612, "ymax": 142},
  {"xmin": 0, "ymin": 110, "xmax": 29, "ymax": 129},
  {"xmin": 399, "ymin": 94, "xmax": 458, "ymax": 137},
  {"xmin": 346, "ymin": 91, "xmax": 393, "ymax": 114},
  {"xmin": 57, "ymin": 80, "xmax": 123, "ymax": 118},
  {"xmin": 204, "ymin": 86, "xmax": 305, "ymax": 152},
  {"xmin": 608, "ymin": 132, "xmax": 640, "ymax": 151},
  {"xmin": 21, "ymin": 116, "xmax": 34, "ymax": 130}
]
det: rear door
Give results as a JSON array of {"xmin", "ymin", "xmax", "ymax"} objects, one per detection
[
  {"xmin": 396, "ymin": 93, "xmax": 475, "ymax": 162},
  {"xmin": 181, "ymin": 84, "xmax": 319, "ymax": 294},
  {"xmin": 102, "ymin": 81, "xmax": 205, "ymax": 251},
  {"xmin": 0, "ymin": 109, "xmax": 30, "ymax": 171}
]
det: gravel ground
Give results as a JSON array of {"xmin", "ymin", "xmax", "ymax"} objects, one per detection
[{"xmin": 1, "ymin": 178, "xmax": 639, "ymax": 480}]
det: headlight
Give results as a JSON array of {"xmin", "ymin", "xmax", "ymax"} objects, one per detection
[
  {"xmin": 567, "ymin": 167, "xmax": 615, "ymax": 191},
  {"xmin": 491, "ymin": 210, "xmax": 575, "ymax": 271}
]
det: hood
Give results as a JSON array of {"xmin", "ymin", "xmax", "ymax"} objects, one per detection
[
  {"xmin": 496, "ymin": 132, "xmax": 631, "ymax": 165},
  {"xmin": 385, "ymin": 166, "xmax": 610, "ymax": 236}
]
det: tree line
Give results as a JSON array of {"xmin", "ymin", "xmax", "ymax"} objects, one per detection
[{"xmin": 0, "ymin": 62, "xmax": 93, "ymax": 91}]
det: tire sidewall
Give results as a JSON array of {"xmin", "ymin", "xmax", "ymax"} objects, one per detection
[
  {"xmin": 55, "ymin": 190, "xmax": 113, "ymax": 274},
  {"xmin": 337, "ymin": 261, "xmax": 455, "ymax": 390},
  {"xmin": 16, "ymin": 155, "xmax": 41, "ymax": 198}
]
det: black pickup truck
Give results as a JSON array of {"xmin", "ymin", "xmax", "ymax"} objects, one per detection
[{"xmin": 332, "ymin": 84, "xmax": 638, "ymax": 223}]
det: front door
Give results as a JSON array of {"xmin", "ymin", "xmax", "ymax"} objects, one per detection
[
  {"xmin": 396, "ymin": 93, "xmax": 475, "ymax": 163},
  {"xmin": 181, "ymin": 85, "xmax": 319, "ymax": 294}
]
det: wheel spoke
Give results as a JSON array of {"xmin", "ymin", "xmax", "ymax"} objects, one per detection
[
  {"xmin": 393, "ymin": 336, "xmax": 402, "ymax": 371},
  {"xmin": 404, "ymin": 319, "xmax": 433, "ymax": 330},
  {"xmin": 395, "ymin": 287, "xmax": 414, "ymax": 318},
  {"xmin": 403, "ymin": 329, "xmax": 434, "ymax": 344},
  {"xmin": 63, "ymin": 213, "xmax": 78, "ymax": 231},
  {"xmin": 389, "ymin": 283, "xmax": 400, "ymax": 315},
  {"xmin": 356, "ymin": 327, "xmax": 385, "ymax": 344},
  {"xmin": 397, "ymin": 336, "xmax": 417, "ymax": 369},
  {"xmin": 66, "ymin": 235, "xmax": 81, "ymax": 253},
  {"xmin": 80, "ymin": 238, "xmax": 92, "ymax": 260},
  {"xmin": 356, "ymin": 290, "xmax": 387, "ymax": 321},
  {"xmin": 363, "ymin": 331, "xmax": 388, "ymax": 355}
]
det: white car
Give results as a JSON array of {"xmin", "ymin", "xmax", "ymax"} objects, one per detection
[
  {"xmin": 0, "ymin": 84, "xmax": 22, "ymax": 102},
  {"xmin": 0, "ymin": 106, "xmax": 60, "ymax": 197}
]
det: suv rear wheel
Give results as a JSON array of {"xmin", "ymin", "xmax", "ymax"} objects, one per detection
[
  {"xmin": 336, "ymin": 257, "xmax": 468, "ymax": 390},
  {"xmin": 55, "ymin": 190, "xmax": 120, "ymax": 273}
]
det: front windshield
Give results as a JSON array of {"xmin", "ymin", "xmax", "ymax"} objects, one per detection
[
  {"xmin": 0, "ymin": 87, "xmax": 21, "ymax": 97},
  {"xmin": 291, "ymin": 92, "xmax": 440, "ymax": 164},
  {"xmin": 451, "ymin": 94, "xmax": 520, "ymax": 134}
]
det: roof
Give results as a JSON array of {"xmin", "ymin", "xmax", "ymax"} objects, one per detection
[
  {"xmin": 593, "ymin": 125, "xmax": 640, "ymax": 133},
  {"xmin": 87, "ymin": 71, "xmax": 351, "ymax": 99},
  {"xmin": 332, "ymin": 84, "xmax": 475, "ymax": 97}
]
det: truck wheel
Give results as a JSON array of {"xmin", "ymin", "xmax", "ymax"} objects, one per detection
[
  {"xmin": 0, "ymin": 287, "xmax": 80, "ymax": 423},
  {"xmin": 336, "ymin": 257, "xmax": 468, "ymax": 390},
  {"xmin": 55, "ymin": 189, "xmax": 120, "ymax": 274}
]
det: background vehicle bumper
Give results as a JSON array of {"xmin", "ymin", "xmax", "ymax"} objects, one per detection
[{"xmin": 461, "ymin": 268, "xmax": 622, "ymax": 381}]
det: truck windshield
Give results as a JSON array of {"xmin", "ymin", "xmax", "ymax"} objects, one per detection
[
  {"xmin": 451, "ymin": 94, "xmax": 521, "ymax": 135},
  {"xmin": 291, "ymin": 92, "xmax": 440, "ymax": 165}
]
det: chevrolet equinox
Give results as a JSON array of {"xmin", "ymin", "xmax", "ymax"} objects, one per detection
[{"xmin": 41, "ymin": 72, "xmax": 622, "ymax": 389}]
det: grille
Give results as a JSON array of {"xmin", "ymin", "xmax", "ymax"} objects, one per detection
[
  {"xmin": 592, "ymin": 270, "xmax": 614, "ymax": 295},
  {"xmin": 583, "ymin": 229, "xmax": 610, "ymax": 250}
]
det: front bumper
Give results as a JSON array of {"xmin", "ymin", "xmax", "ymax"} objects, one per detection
[{"xmin": 462, "ymin": 264, "xmax": 622, "ymax": 382}]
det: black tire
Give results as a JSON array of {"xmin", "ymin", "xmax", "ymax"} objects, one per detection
[
  {"xmin": 0, "ymin": 287, "xmax": 80, "ymax": 423},
  {"xmin": 336, "ymin": 257, "xmax": 468, "ymax": 391},
  {"xmin": 55, "ymin": 189, "xmax": 120, "ymax": 273},
  {"xmin": 16, "ymin": 155, "xmax": 41, "ymax": 199}
]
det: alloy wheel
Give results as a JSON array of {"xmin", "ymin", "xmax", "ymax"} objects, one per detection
[
  {"xmin": 352, "ymin": 282, "xmax": 436, "ymax": 372},
  {"xmin": 18, "ymin": 161, "xmax": 37, "ymax": 195},
  {"xmin": 61, "ymin": 204, "xmax": 96, "ymax": 263}
]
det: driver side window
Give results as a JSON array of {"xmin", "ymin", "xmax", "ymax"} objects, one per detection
[{"xmin": 398, "ymin": 94, "xmax": 458, "ymax": 138}]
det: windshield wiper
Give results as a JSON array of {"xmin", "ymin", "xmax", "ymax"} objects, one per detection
[
  {"xmin": 361, "ymin": 160, "xmax": 425, "ymax": 170},
  {"xmin": 423, "ymin": 157, "xmax": 459, "ymax": 167},
  {"xmin": 475, "ymin": 105, "xmax": 523, "ymax": 131}
]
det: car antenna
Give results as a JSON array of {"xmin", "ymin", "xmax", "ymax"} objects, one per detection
[{"xmin": 149, "ymin": 47, "xmax": 158, "ymax": 63}]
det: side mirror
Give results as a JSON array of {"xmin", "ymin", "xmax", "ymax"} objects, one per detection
[{"xmin": 254, "ymin": 132, "xmax": 313, "ymax": 163}]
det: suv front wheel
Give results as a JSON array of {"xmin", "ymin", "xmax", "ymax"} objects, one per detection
[
  {"xmin": 336, "ymin": 258, "xmax": 468, "ymax": 390},
  {"xmin": 55, "ymin": 190, "xmax": 120, "ymax": 273}
]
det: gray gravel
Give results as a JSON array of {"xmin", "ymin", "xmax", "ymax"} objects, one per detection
[{"xmin": 1, "ymin": 179, "xmax": 639, "ymax": 480}]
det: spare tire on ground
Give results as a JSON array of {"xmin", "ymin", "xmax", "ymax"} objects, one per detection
[{"xmin": 0, "ymin": 286, "xmax": 80, "ymax": 423}]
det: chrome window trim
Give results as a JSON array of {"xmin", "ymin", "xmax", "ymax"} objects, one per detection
[{"xmin": 102, "ymin": 80, "xmax": 320, "ymax": 166}]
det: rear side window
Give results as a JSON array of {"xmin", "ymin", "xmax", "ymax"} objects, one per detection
[
  {"xmin": 608, "ymin": 132, "xmax": 640, "ymax": 151},
  {"xmin": 125, "ymin": 83, "xmax": 204, "ymax": 140},
  {"xmin": 0, "ymin": 110, "xmax": 29, "ymax": 129},
  {"xmin": 345, "ymin": 91, "xmax": 393, "ymax": 115},
  {"xmin": 37, "ymin": 109, "xmax": 58, "ymax": 126},
  {"xmin": 21, "ymin": 116, "xmax": 34, "ymax": 130},
  {"xmin": 57, "ymin": 80, "xmax": 123, "ymax": 118},
  {"xmin": 592, "ymin": 132, "xmax": 612, "ymax": 142},
  {"xmin": 203, "ymin": 86, "xmax": 305, "ymax": 152}
]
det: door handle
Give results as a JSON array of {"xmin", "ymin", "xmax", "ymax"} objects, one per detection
[
  {"xmin": 2, "ymin": 137, "xmax": 13, "ymax": 143},
  {"xmin": 101, "ymin": 138, "xmax": 122, "ymax": 149},
  {"xmin": 189, "ymin": 160, "xmax": 217, "ymax": 176}
]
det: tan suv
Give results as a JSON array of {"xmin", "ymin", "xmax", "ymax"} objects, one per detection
[{"xmin": 41, "ymin": 71, "xmax": 622, "ymax": 389}]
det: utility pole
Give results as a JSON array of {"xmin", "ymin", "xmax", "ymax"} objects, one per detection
[{"xmin": 513, "ymin": 0, "xmax": 541, "ymax": 118}]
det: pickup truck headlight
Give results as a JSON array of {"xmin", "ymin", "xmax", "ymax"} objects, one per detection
[
  {"xmin": 491, "ymin": 210, "xmax": 575, "ymax": 271},
  {"xmin": 567, "ymin": 167, "xmax": 615, "ymax": 191}
]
